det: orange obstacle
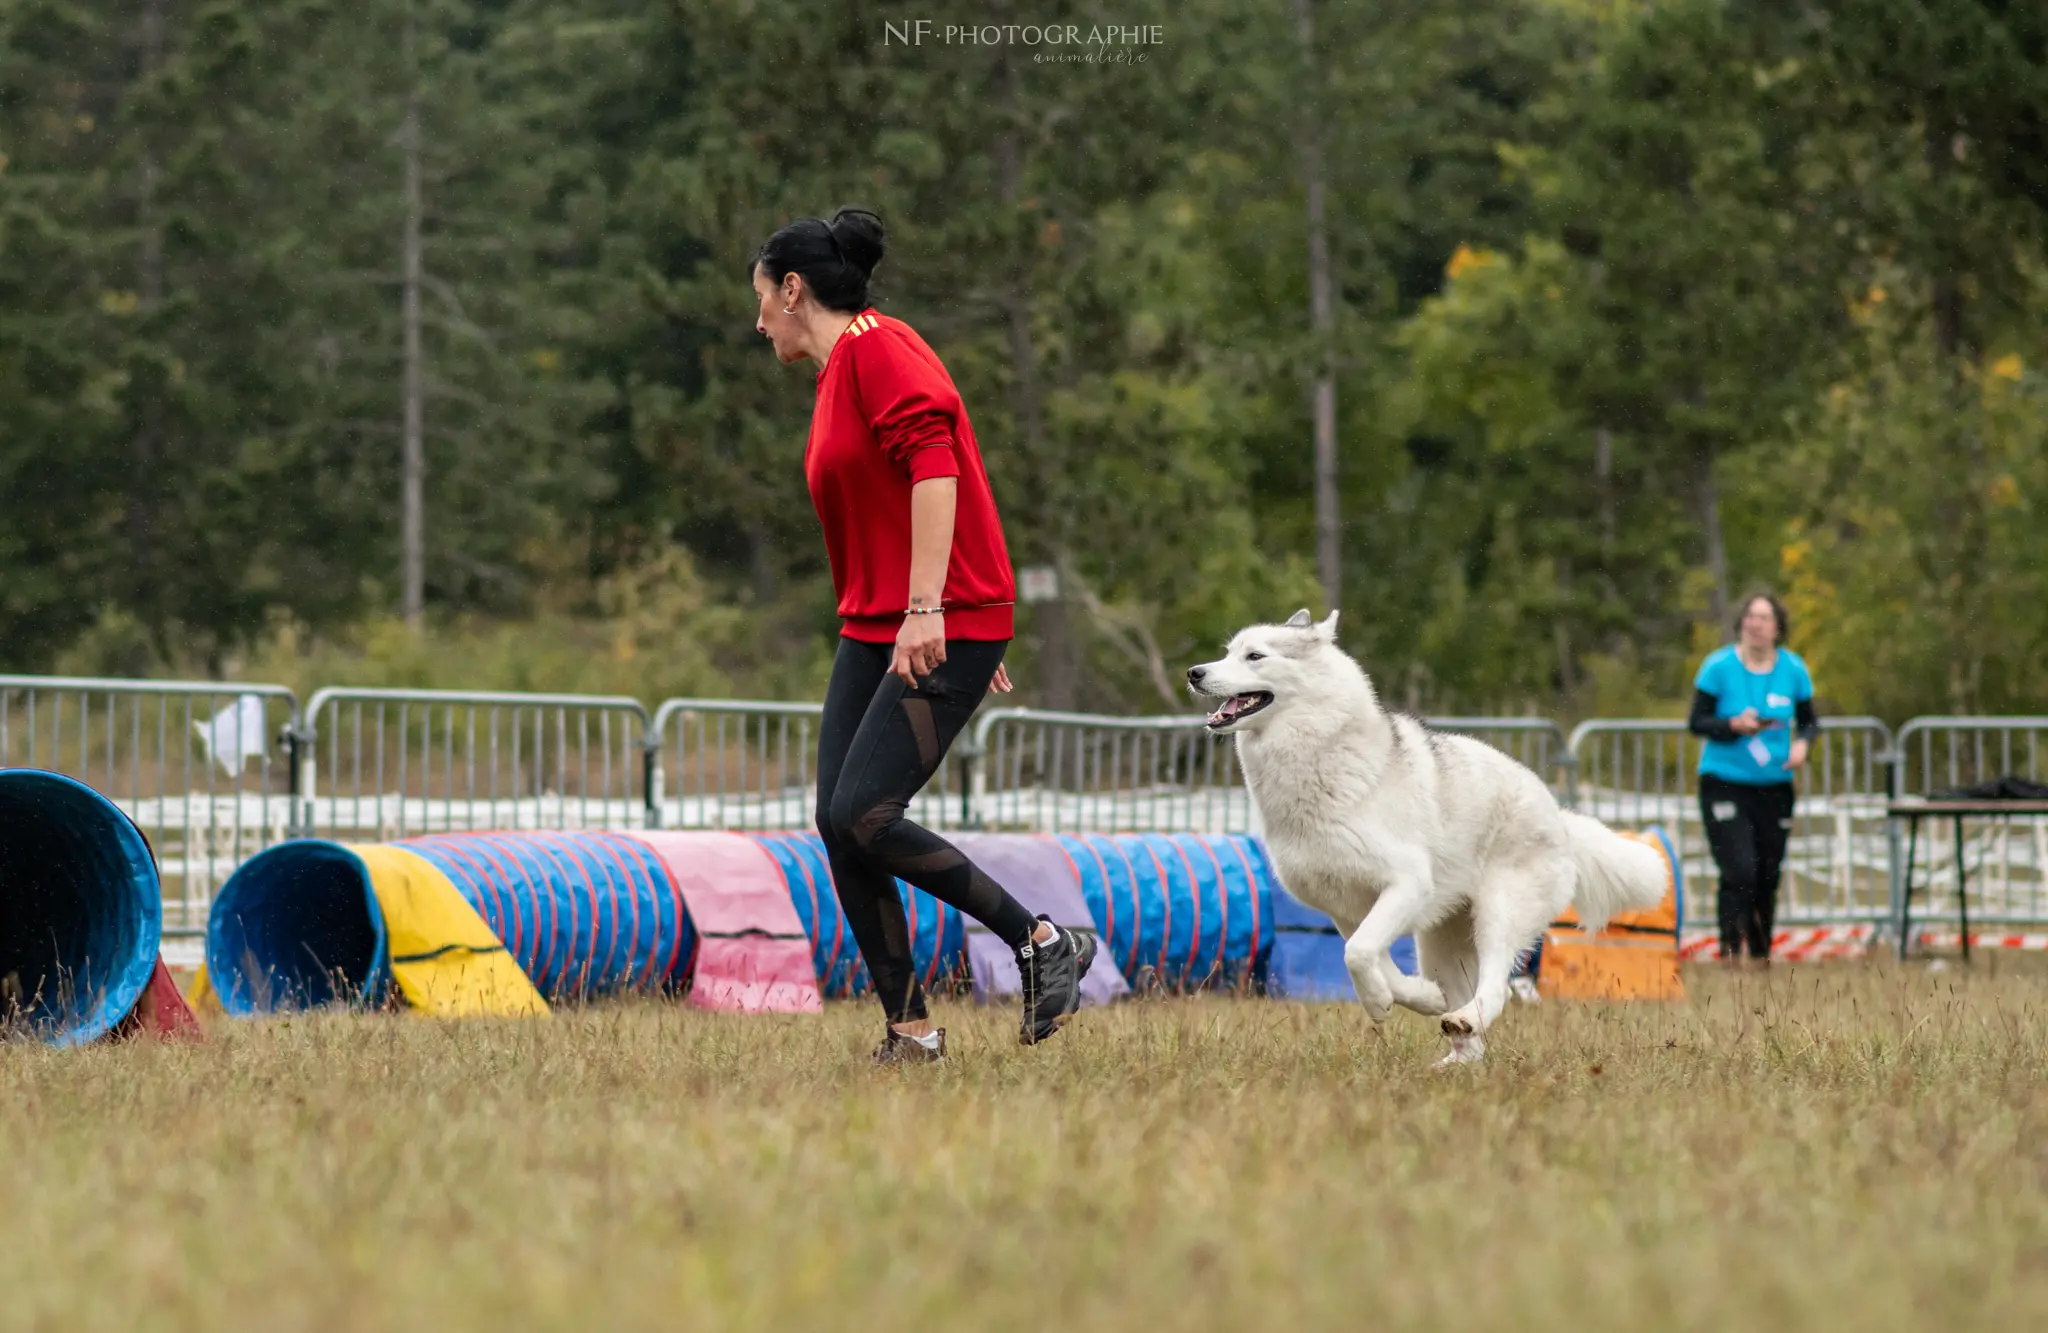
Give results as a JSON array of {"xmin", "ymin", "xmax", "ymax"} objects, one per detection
[{"xmin": 1536, "ymin": 827, "xmax": 1684, "ymax": 1003}]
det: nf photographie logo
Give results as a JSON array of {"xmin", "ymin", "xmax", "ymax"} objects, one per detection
[
  {"xmin": 884, "ymin": 20, "xmax": 1164, "ymax": 49},
  {"xmin": 883, "ymin": 20, "xmax": 1164, "ymax": 66}
]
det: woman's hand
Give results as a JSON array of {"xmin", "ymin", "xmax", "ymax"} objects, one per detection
[
  {"xmin": 1786, "ymin": 738, "xmax": 1810, "ymax": 770},
  {"xmin": 892, "ymin": 613, "xmax": 946, "ymax": 687},
  {"xmin": 1730, "ymin": 708, "xmax": 1764, "ymax": 736},
  {"xmin": 992, "ymin": 664, "xmax": 1014, "ymax": 693}
]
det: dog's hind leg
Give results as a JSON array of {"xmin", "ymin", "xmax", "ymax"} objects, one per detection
[
  {"xmin": 1417, "ymin": 918, "xmax": 1486, "ymax": 1065},
  {"xmin": 1440, "ymin": 866, "xmax": 1558, "ymax": 1046},
  {"xmin": 1416, "ymin": 915, "xmax": 1479, "ymax": 1012}
]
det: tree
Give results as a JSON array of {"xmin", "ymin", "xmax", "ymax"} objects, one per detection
[{"xmin": 1386, "ymin": 0, "xmax": 1861, "ymax": 704}]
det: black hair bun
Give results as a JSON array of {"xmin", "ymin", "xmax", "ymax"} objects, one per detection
[{"xmin": 827, "ymin": 207, "xmax": 886, "ymax": 279}]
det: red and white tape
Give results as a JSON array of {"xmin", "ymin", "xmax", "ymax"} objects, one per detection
[
  {"xmin": 1910, "ymin": 930, "xmax": 2048, "ymax": 953},
  {"xmin": 1681, "ymin": 925, "xmax": 2048, "ymax": 960},
  {"xmin": 1680, "ymin": 925, "xmax": 1875, "ymax": 962}
]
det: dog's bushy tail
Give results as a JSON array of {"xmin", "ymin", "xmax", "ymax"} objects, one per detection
[{"xmin": 1560, "ymin": 811, "xmax": 1669, "ymax": 933}]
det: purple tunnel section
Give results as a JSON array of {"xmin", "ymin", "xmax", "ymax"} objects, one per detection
[{"xmin": 947, "ymin": 833, "xmax": 1130, "ymax": 1009}]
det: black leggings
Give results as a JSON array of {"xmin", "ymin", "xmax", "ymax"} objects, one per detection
[
  {"xmin": 1699, "ymin": 775, "xmax": 1796, "ymax": 960},
  {"xmin": 816, "ymin": 637, "xmax": 1037, "ymax": 1023}
]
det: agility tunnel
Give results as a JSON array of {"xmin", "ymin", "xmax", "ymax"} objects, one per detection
[
  {"xmin": 732, "ymin": 832, "xmax": 1274, "ymax": 1002},
  {"xmin": 0, "ymin": 769, "xmax": 201, "ymax": 1045},
  {"xmin": 205, "ymin": 831, "xmax": 832, "ymax": 1018},
  {"xmin": 206, "ymin": 828, "xmax": 963, "ymax": 1017},
  {"xmin": 207, "ymin": 831, "xmax": 698, "ymax": 1016},
  {"xmin": 201, "ymin": 825, "xmax": 1682, "ymax": 1020},
  {"xmin": 734, "ymin": 832, "xmax": 1275, "ymax": 1000}
]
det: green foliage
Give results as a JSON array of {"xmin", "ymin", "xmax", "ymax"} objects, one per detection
[{"xmin": 1779, "ymin": 281, "xmax": 2048, "ymax": 716}]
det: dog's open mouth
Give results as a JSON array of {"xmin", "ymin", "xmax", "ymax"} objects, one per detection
[{"xmin": 1205, "ymin": 692, "xmax": 1273, "ymax": 729}]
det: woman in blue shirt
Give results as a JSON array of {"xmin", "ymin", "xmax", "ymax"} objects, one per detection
[{"xmin": 1688, "ymin": 590, "xmax": 1819, "ymax": 965}]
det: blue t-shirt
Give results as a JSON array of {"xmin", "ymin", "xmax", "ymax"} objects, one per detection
[{"xmin": 1694, "ymin": 645, "xmax": 1812, "ymax": 785}]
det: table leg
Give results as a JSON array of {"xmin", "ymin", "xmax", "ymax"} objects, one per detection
[
  {"xmin": 1898, "ymin": 816, "xmax": 1920, "ymax": 962},
  {"xmin": 1955, "ymin": 813, "xmax": 1970, "ymax": 964}
]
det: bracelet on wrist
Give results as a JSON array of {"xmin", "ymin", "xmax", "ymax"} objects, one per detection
[{"xmin": 905, "ymin": 606, "xmax": 945, "ymax": 616}]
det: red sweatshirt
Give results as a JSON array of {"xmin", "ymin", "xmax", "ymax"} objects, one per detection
[{"xmin": 805, "ymin": 309, "xmax": 1016, "ymax": 642}]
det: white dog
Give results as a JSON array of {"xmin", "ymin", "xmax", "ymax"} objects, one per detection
[{"xmin": 1188, "ymin": 610, "xmax": 1666, "ymax": 1065}]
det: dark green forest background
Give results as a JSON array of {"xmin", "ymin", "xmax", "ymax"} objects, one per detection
[{"xmin": 4, "ymin": 0, "xmax": 2045, "ymax": 719}]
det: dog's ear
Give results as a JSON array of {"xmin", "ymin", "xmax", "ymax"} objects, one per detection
[
  {"xmin": 1284, "ymin": 609, "xmax": 1313, "ymax": 628},
  {"xmin": 1317, "ymin": 609, "xmax": 1340, "ymax": 640}
]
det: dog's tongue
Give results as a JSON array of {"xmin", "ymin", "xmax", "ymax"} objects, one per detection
[{"xmin": 1208, "ymin": 694, "xmax": 1256, "ymax": 725}]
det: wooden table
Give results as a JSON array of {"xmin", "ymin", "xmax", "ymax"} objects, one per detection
[{"xmin": 1889, "ymin": 799, "xmax": 2048, "ymax": 962}]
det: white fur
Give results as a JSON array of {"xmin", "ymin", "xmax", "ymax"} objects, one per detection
[{"xmin": 1188, "ymin": 609, "xmax": 1666, "ymax": 1064}]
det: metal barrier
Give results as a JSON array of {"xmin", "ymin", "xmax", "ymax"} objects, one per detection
[
  {"xmin": 968, "ymin": 709, "xmax": 1242, "ymax": 833},
  {"xmin": 298, "ymin": 688, "xmax": 653, "ymax": 839},
  {"xmin": 1891, "ymin": 717, "xmax": 2048, "ymax": 932},
  {"xmin": 645, "ymin": 698, "xmax": 972, "ymax": 831},
  {"xmin": 0, "ymin": 676, "xmax": 302, "ymax": 934},
  {"xmin": 967, "ymin": 710, "xmax": 1572, "ymax": 834},
  {"xmin": 1568, "ymin": 717, "xmax": 1896, "ymax": 932},
  {"xmin": 9, "ymin": 660, "xmax": 2047, "ymax": 951}
]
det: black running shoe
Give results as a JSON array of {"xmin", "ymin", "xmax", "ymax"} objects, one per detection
[
  {"xmin": 872, "ymin": 1027, "xmax": 947, "ymax": 1065},
  {"xmin": 1017, "ymin": 916, "xmax": 1097, "ymax": 1045}
]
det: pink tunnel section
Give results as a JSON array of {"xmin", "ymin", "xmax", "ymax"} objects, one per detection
[
  {"xmin": 621, "ymin": 832, "xmax": 823, "ymax": 1014},
  {"xmin": 113, "ymin": 957, "xmax": 205, "ymax": 1041}
]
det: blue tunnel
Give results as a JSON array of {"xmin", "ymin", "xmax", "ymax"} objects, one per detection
[
  {"xmin": 0, "ymin": 769, "xmax": 163, "ymax": 1045},
  {"xmin": 401, "ymin": 831, "xmax": 692, "ymax": 999},
  {"xmin": 207, "ymin": 832, "xmax": 694, "ymax": 1014},
  {"xmin": 1056, "ymin": 833, "xmax": 1274, "ymax": 990},
  {"xmin": 207, "ymin": 841, "xmax": 391, "ymax": 1015}
]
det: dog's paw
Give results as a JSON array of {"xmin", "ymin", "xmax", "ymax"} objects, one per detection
[
  {"xmin": 1432, "ymin": 1034, "xmax": 1486, "ymax": 1069},
  {"xmin": 1350, "ymin": 968, "xmax": 1396, "ymax": 1023},
  {"xmin": 1397, "ymin": 977, "xmax": 1447, "ymax": 1016}
]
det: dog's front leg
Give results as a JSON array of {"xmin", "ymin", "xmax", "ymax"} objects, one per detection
[{"xmin": 1342, "ymin": 862, "xmax": 1430, "ymax": 1024}]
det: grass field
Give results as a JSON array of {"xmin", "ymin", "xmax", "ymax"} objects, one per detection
[{"xmin": 4, "ymin": 963, "xmax": 2047, "ymax": 1332}]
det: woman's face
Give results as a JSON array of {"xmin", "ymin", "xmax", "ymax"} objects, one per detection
[
  {"xmin": 1739, "ymin": 598, "xmax": 1779, "ymax": 649},
  {"xmin": 752, "ymin": 265, "xmax": 807, "ymax": 364}
]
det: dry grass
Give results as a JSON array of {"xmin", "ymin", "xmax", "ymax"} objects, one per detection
[{"xmin": 5, "ymin": 963, "xmax": 2048, "ymax": 1332}]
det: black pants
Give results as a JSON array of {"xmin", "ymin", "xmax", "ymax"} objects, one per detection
[
  {"xmin": 1699, "ymin": 775, "xmax": 1796, "ymax": 960},
  {"xmin": 816, "ymin": 637, "xmax": 1037, "ymax": 1023}
]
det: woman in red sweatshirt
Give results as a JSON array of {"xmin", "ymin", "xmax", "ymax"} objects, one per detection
[{"xmin": 750, "ymin": 208, "xmax": 1095, "ymax": 1062}]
